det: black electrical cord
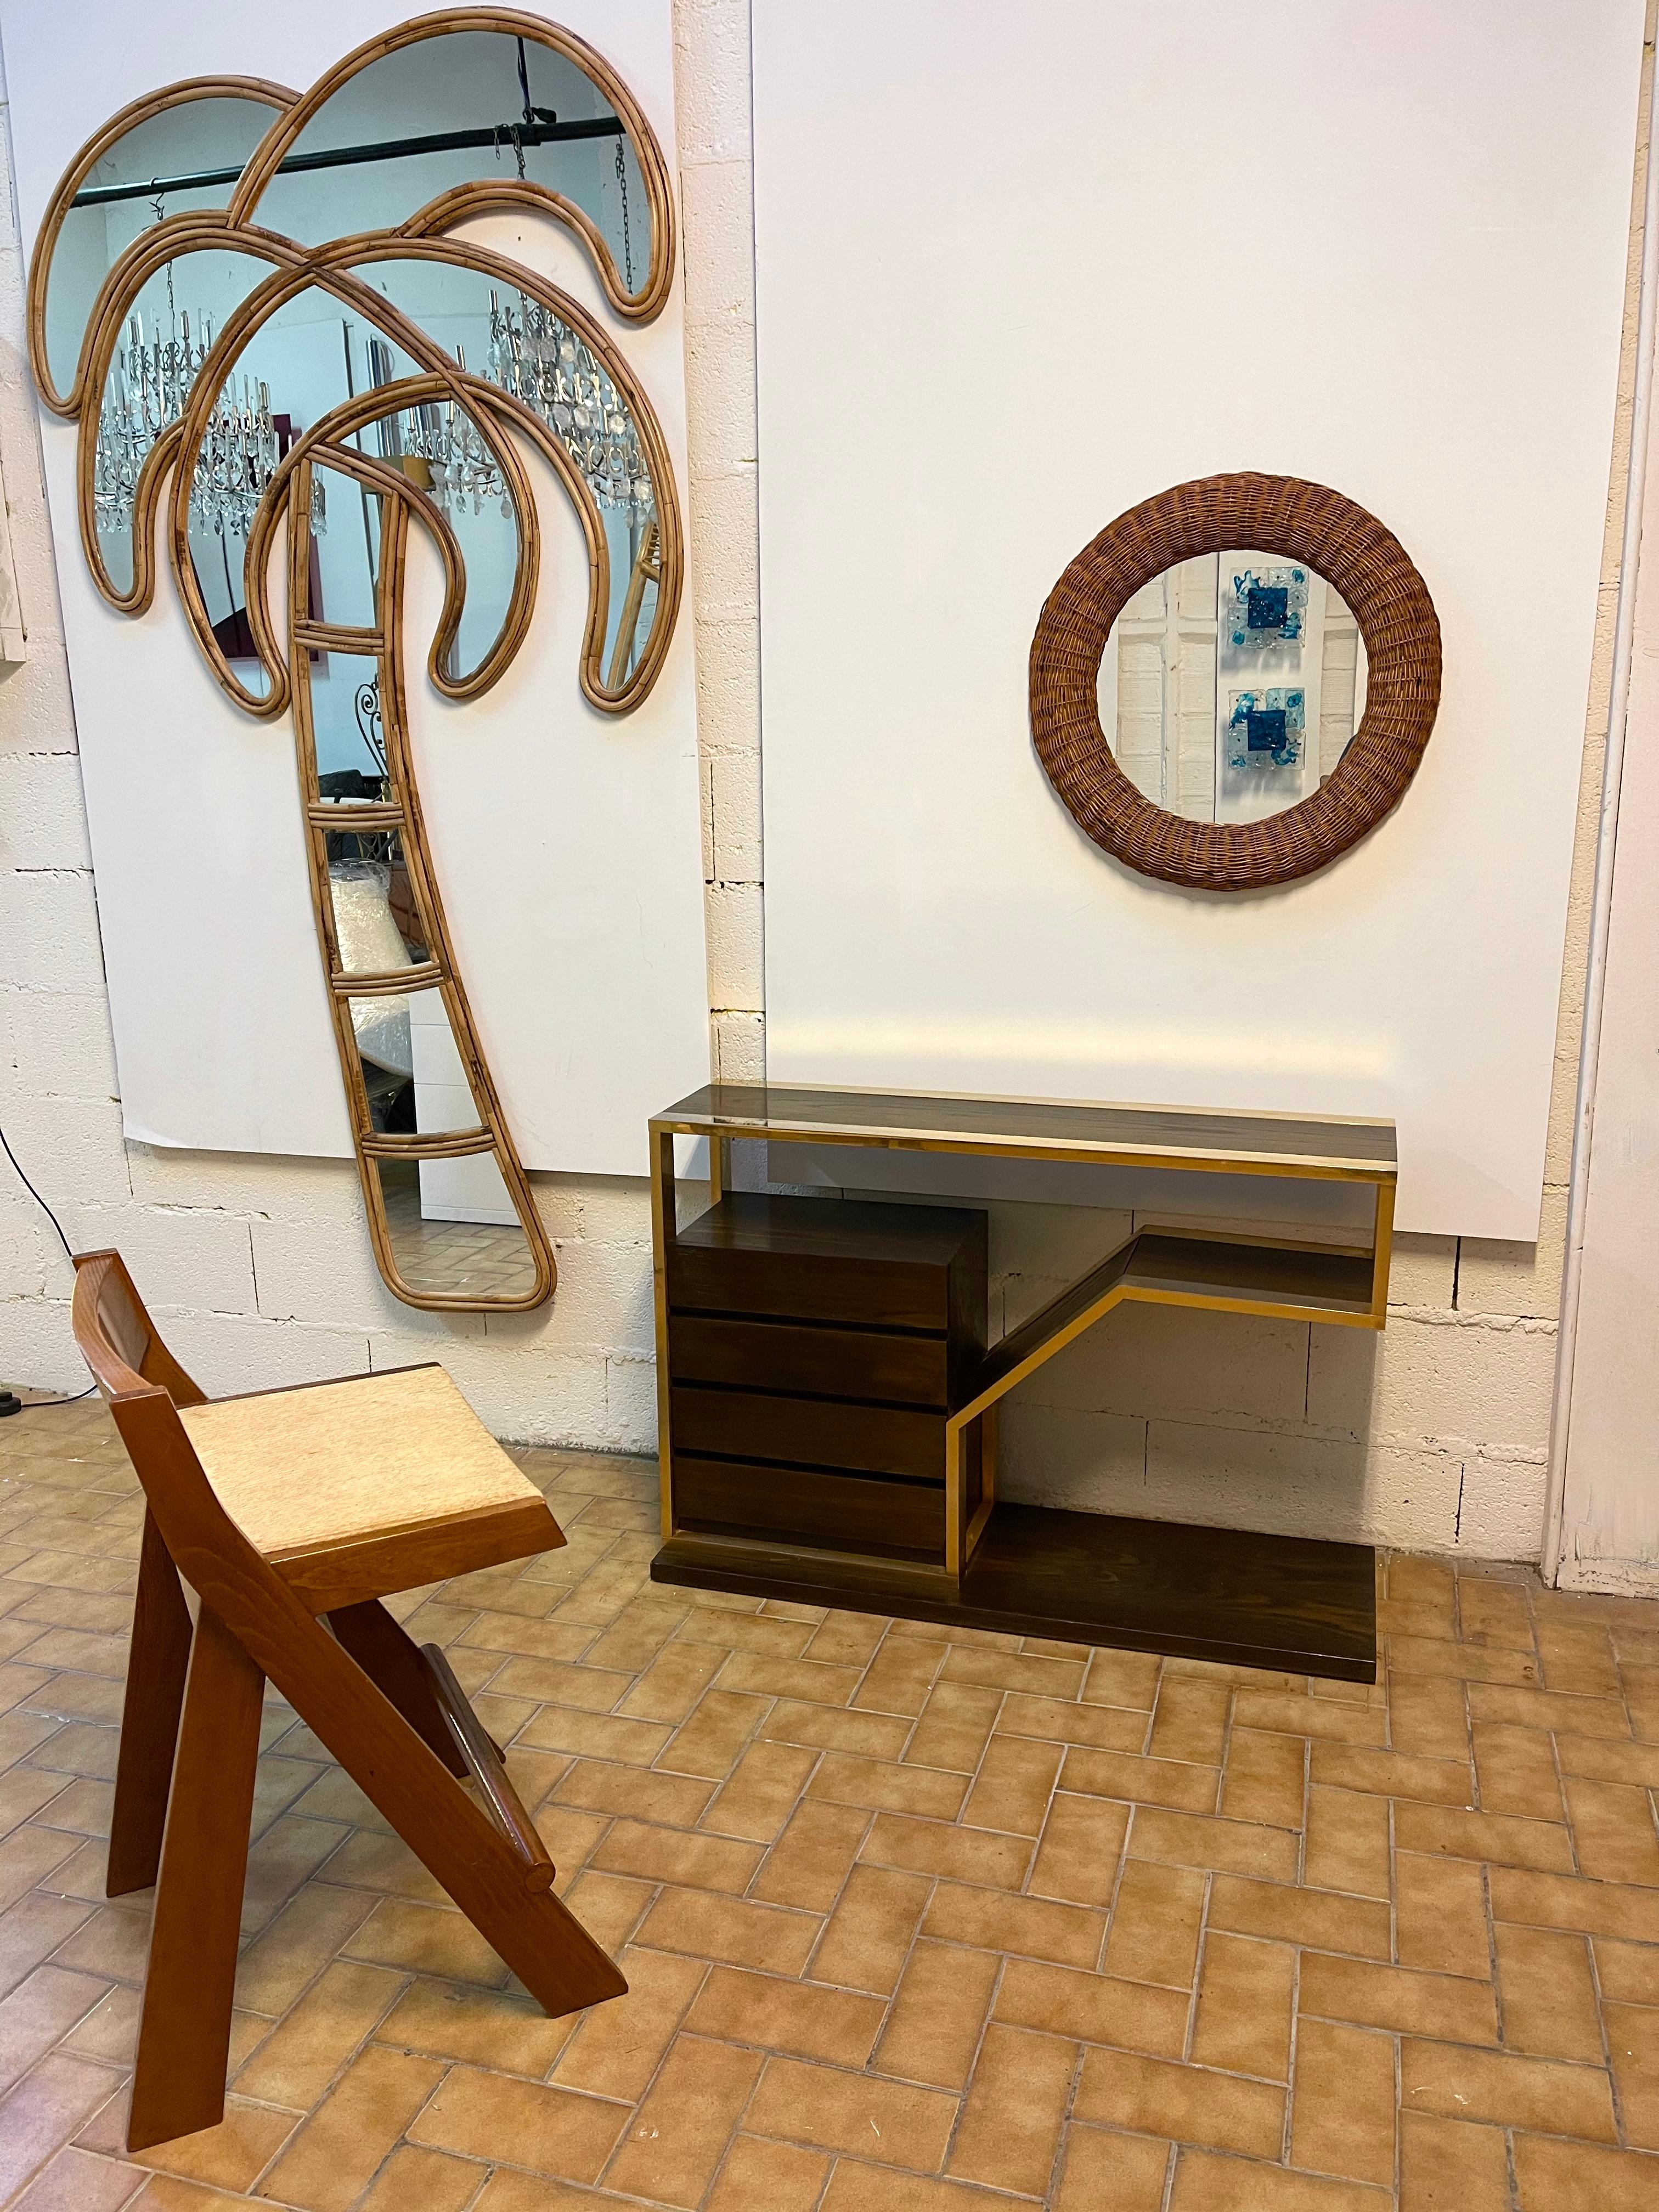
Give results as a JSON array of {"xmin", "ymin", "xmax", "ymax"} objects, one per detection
[{"xmin": 0, "ymin": 1123, "xmax": 97, "ymax": 1408}]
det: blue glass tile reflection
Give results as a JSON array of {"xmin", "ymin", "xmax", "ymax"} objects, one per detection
[{"xmin": 1227, "ymin": 688, "xmax": 1304, "ymax": 770}]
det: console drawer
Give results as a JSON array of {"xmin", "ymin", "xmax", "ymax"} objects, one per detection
[
  {"xmin": 670, "ymin": 1385, "xmax": 944, "ymax": 1482},
  {"xmin": 668, "ymin": 1314, "xmax": 949, "ymax": 1408},
  {"xmin": 673, "ymin": 1453, "xmax": 946, "ymax": 1559}
]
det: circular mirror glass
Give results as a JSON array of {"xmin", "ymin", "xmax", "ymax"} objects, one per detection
[{"xmin": 1098, "ymin": 550, "xmax": 1368, "ymax": 825}]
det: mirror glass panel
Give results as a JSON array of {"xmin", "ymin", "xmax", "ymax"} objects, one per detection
[
  {"xmin": 351, "ymin": 983, "xmax": 488, "ymax": 1142},
  {"xmin": 88, "ymin": 245, "xmax": 653, "ymax": 687},
  {"xmin": 44, "ymin": 93, "xmax": 282, "ymax": 396},
  {"xmin": 354, "ymin": 256, "xmax": 660, "ymax": 684},
  {"xmin": 1099, "ymin": 552, "xmax": 1368, "ymax": 826},
  {"xmin": 311, "ymin": 650, "xmax": 393, "ymax": 788},
  {"xmin": 131, "ymin": 278, "xmax": 523, "ymax": 687},
  {"xmin": 373, "ymin": 1152, "xmax": 540, "ymax": 1301},
  {"xmin": 91, "ymin": 244, "xmax": 274, "ymax": 607},
  {"xmin": 252, "ymin": 32, "xmax": 651, "ymax": 288}
]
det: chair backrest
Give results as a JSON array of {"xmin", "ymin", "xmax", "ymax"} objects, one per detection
[{"xmin": 71, "ymin": 1250, "xmax": 207, "ymax": 1410}]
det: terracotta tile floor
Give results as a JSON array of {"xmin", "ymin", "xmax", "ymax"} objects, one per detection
[
  {"xmin": 1, "ymin": 1398, "xmax": 1658, "ymax": 2209},
  {"xmin": 381, "ymin": 1166, "xmax": 539, "ymax": 1301}
]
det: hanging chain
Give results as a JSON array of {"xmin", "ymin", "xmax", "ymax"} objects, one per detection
[
  {"xmin": 615, "ymin": 139, "xmax": 634, "ymax": 291},
  {"xmin": 150, "ymin": 194, "xmax": 176, "ymax": 319}
]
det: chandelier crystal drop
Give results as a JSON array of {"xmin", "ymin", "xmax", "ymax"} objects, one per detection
[
  {"xmin": 93, "ymin": 305, "xmax": 326, "ymax": 542},
  {"xmin": 390, "ymin": 290, "xmax": 654, "ymax": 523}
]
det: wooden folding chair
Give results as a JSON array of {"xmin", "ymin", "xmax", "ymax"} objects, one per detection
[{"xmin": 70, "ymin": 1249, "xmax": 626, "ymax": 2152}]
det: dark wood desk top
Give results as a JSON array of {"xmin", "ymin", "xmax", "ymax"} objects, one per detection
[{"xmin": 653, "ymin": 1082, "xmax": 1396, "ymax": 1183}]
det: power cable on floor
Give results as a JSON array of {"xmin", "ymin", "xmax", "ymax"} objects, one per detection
[{"xmin": 0, "ymin": 1122, "xmax": 97, "ymax": 1410}]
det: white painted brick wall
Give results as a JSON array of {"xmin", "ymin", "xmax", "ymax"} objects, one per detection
[{"xmin": 0, "ymin": 1, "xmax": 1644, "ymax": 1569}]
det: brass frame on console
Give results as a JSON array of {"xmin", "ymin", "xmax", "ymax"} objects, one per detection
[{"xmin": 27, "ymin": 9, "xmax": 684, "ymax": 1311}]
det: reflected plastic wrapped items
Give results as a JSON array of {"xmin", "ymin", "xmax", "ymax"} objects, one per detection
[{"xmin": 329, "ymin": 860, "xmax": 413, "ymax": 1075}]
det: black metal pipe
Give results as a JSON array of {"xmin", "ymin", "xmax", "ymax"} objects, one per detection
[{"xmin": 71, "ymin": 114, "xmax": 625, "ymax": 208}]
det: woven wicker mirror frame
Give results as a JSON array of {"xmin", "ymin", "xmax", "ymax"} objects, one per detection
[{"xmin": 1029, "ymin": 472, "xmax": 1442, "ymax": 891}]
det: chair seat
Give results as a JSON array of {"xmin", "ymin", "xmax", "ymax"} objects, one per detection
[{"xmin": 178, "ymin": 1363, "xmax": 561, "ymax": 1610}]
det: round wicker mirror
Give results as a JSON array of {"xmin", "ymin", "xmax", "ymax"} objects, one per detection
[{"xmin": 1029, "ymin": 472, "xmax": 1441, "ymax": 891}]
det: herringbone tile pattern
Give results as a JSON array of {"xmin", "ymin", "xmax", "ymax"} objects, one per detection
[{"xmin": 0, "ymin": 1398, "xmax": 1656, "ymax": 2208}]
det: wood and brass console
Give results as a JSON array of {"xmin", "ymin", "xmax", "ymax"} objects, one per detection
[{"xmin": 648, "ymin": 1083, "xmax": 1397, "ymax": 1680}]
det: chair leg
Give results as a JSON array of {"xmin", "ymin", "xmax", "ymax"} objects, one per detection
[
  {"xmin": 128, "ymin": 1602, "xmax": 264, "ymax": 2153},
  {"xmin": 266, "ymin": 1634, "xmax": 627, "ymax": 2022},
  {"xmin": 324, "ymin": 1601, "xmax": 469, "ymax": 1778},
  {"xmin": 108, "ymin": 1508, "xmax": 193, "ymax": 1898}
]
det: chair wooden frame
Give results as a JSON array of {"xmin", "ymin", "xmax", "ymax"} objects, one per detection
[{"xmin": 71, "ymin": 1249, "xmax": 625, "ymax": 2152}]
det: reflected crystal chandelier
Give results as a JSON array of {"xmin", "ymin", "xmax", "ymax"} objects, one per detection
[
  {"xmin": 487, "ymin": 289, "xmax": 652, "ymax": 516},
  {"xmin": 93, "ymin": 303, "xmax": 327, "ymax": 542},
  {"xmin": 388, "ymin": 289, "xmax": 654, "ymax": 522}
]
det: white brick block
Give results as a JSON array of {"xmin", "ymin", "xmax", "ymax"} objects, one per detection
[
  {"xmin": 677, "ymin": 159, "xmax": 757, "ymax": 322},
  {"xmin": 7, "ymin": 989, "xmax": 118, "ymax": 1101},
  {"xmin": 0, "ymin": 1092, "xmax": 129, "ymax": 1209},
  {"xmin": 527, "ymin": 1236, "xmax": 656, "ymax": 1354},
  {"xmin": 0, "ymin": 1292, "xmax": 87, "ymax": 1392},
  {"xmin": 73, "ymin": 1202, "xmax": 256, "ymax": 1317},
  {"xmin": 707, "ymin": 748, "xmax": 762, "ymax": 881},
  {"xmin": 1545, "ymin": 1048, "xmax": 1582, "ymax": 1184},
  {"xmin": 673, "ymin": 0, "xmax": 753, "ymax": 165},
  {"xmin": 705, "ymin": 878, "xmax": 764, "ymax": 1007},
  {"xmin": 0, "ymin": 870, "xmax": 105, "ymax": 993},
  {"xmin": 712, "ymin": 1011, "xmax": 764, "ymax": 1082},
  {"xmin": 526, "ymin": 1175, "xmax": 588, "ymax": 1243},
  {"xmin": 699, "ymin": 755, "xmax": 715, "ymax": 881},
  {"xmin": 0, "ymin": 752, "xmax": 91, "ymax": 869},
  {"xmin": 1452, "ymin": 1453, "xmax": 1548, "ymax": 1560},
  {"xmin": 685, "ymin": 470, "xmax": 759, "ymax": 618},
  {"xmin": 1457, "ymin": 1183, "xmax": 1567, "ymax": 1321},
  {"xmin": 571, "ymin": 1176, "xmax": 653, "ymax": 1247},
  {"xmin": 0, "ymin": 425, "xmax": 70, "ymax": 653},
  {"xmin": 1299, "ymin": 1322, "xmax": 1377, "ymax": 1446},
  {"xmin": 127, "ymin": 1146, "xmax": 362, "ymax": 1228},
  {"xmin": 682, "ymin": 314, "xmax": 757, "ymax": 476},
  {"xmin": 251, "ymin": 1214, "xmax": 417, "ymax": 1331},
  {"xmin": 1013, "ymin": 1300, "xmax": 1311, "ymax": 1426},
  {"xmin": 359, "ymin": 1307, "xmax": 489, "ymax": 1362},
  {"xmin": 605, "ymin": 1352, "xmax": 658, "ymax": 1452},
  {"xmin": 692, "ymin": 614, "xmax": 760, "ymax": 747},
  {"xmin": 0, "ymin": 1194, "xmax": 46, "ymax": 1296},
  {"xmin": 1361, "ymin": 1444, "xmax": 1469, "ymax": 1551},
  {"xmin": 0, "ymin": 647, "xmax": 81, "ymax": 756},
  {"xmin": 1388, "ymin": 1231, "xmax": 1457, "ymax": 1308},
  {"xmin": 1139, "ymin": 1418, "xmax": 1437, "ymax": 1547},
  {"xmin": 1311, "ymin": 1310, "xmax": 1557, "ymax": 1458},
  {"xmin": 1003, "ymin": 1376, "xmax": 1539, "ymax": 1558},
  {"xmin": 438, "ymin": 1340, "xmax": 609, "ymax": 1447},
  {"xmin": 140, "ymin": 1306, "xmax": 371, "ymax": 1397}
]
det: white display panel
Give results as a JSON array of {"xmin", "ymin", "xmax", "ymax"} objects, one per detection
[
  {"xmin": 1, "ymin": 0, "xmax": 708, "ymax": 1176},
  {"xmin": 752, "ymin": 0, "xmax": 1643, "ymax": 1239}
]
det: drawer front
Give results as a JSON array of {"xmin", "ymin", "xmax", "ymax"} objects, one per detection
[
  {"xmin": 669, "ymin": 1314, "xmax": 949, "ymax": 1408},
  {"xmin": 667, "ymin": 1241, "xmax": 950, "ymax": 1331},
  {"xmin": 670, "ymin": 1385, "xmax": 944, "ymax": 1482},
  {"xmin": 673, "ymin": 1453, "xmax": 945, "ymax": 1560}
]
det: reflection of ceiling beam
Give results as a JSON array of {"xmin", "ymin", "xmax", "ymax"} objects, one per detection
[{"xmin": 72, "ymin": 116, "xmax": 626, "ymax": 209}]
